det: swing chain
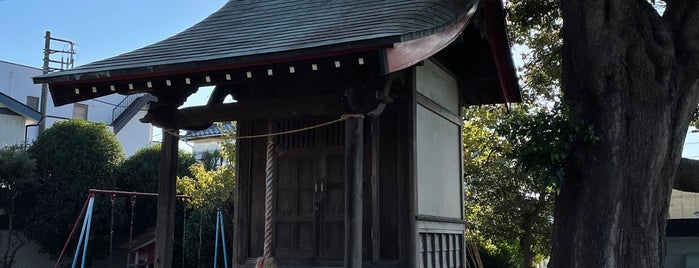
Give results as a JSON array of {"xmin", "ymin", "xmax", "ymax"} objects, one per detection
[
  {"xmin": 127, "ymin": 195, "xmax": 136, "ymax": 265},
  {"xmin": 109, "ymin": 194, "xmax": 116, "ymax": 268},
  {"xmin": 182, "ymin": 199, "xmax": 188, "ymax": 268},
  {"xmin": 129, "ymin": 195, "xmax": 136, "ymax": 249}
]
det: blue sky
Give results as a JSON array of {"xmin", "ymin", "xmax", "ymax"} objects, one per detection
[
  {"xmin": 2, "ymin": 1, "xmax": 697, "ymax": 156},
  {"xmin": 0, "ymin": 0, "xmax": 227, "ymax": 145},
  {"xmin": 0, "ymin": 0, "xmax": 226, "ymax": 68}
]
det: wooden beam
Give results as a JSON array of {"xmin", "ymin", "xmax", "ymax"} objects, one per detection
[
  {"xmin": 142, "ymin": 95, "xmax": 346, "ymax": 130},
  {"xmin": 371, "ymin": 117, "xmax": 381, "ymax": 262},
  {"xmin": 408, "ymin": 67, "xmax": 418, "ymax": 267},
  {"xmin": 416, "ymin": 93, "xmax": 462, "ymax": 126},
  {"xmin": 155, "ymin": 128, "xmax": 178, "ymax": 268},
  {"xmin": 344, "ymin": 117, "xmax": 364, "ymax": 267}
]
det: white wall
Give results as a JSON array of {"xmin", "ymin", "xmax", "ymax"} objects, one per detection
[
  {"xmin": 416, "ymin": 60, "xmax": 459, "ymax": 114},
  {"xmin": 416, "ymin": 106, "xmax": 462, "ymax": 218},
  {"xmin": 116, "ymin": 109, "xmax": 153, "ymax": 156},
  {"xmin": 43, "ymin": 91, "xmax": 153, "ymax": 156},
  {"xmin": 43, "ymin": 89, "xmax": 126, "ymax": 124},
  {"xmin": 1, "ymin": 60, "xmax": 153, "ymax": 155},
  {"xmin": 0, "ymin": 61, "xmax": 42, "ymax": 109},
  {"xmin": 415, "ymin": 59, "xmax": 463, "ymax": 218},
  {"xmin": 0, "ymin": 113, "xmax": 28, "ymax": 147},
  {"xmin": 669, "ymin": 189, "xmax": 699, "ymax": 219},
  {"xmin": 191, "ymin": 142, "xmax": 222, "ymax": 159}
]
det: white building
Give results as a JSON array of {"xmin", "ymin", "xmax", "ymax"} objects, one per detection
[
  {"xmin": 0, "ymin": 60, "xmax": 153, "ymax": 156},
  {"xmin": 182, "ymin": 121, "xmax": 235, "ymax": 163}
]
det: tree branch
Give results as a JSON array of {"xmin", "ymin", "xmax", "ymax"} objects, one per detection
[
  {"xmin": 674, "ymin": 158, "xmax": 699, "ymax": 192},
  {"xmin": 664, "ymin": 0, "xmax": 699, "ymax": 77}
]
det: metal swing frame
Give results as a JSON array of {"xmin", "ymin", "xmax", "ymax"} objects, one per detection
[{"xmin": 54, "ymin": 189, "xmax": 190, "ymax": 268}]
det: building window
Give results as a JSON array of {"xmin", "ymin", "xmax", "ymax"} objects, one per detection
[
  {"xmin": 26, "ymin": 96, "xmax": 39, "ymax": 111},
  {"xmin": 73, "ymin": 103, "xmax": 88, "ymax": 120}
]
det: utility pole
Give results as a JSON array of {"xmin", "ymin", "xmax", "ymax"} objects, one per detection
[
  {"xmin": 39, "ymin": 31, "xmax": 50, "ymax": 133},
  {"xmin": 39, "ymin": 31, "xmax": 75, "ymax": 133}
]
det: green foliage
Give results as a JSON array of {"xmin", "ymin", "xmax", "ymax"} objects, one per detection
[
  {"xmin": 478, "ymin": 240, "xmax": 521, "ymax": 268},
  {"xmin": 464, "ymin": 104, "xmax": 557, "ymax": 268},
  {"xmin": 117, "ymin": 144, "xmax": 196, "ymax": 193},
  {"xmin": 463, "ymin": 2, "xmax": 568, "ymax": 264},
  {"xmin": 23, "ymin": 120, "xmax": 124, "ymax": 257},
  {"xmin": 507, "ymin": 0, "xmax": 562, "ymax": 104},
  {"xmin": 690, "ymin": 108, "xmax": 699, "ymax": 129},
  {"xmin": 114, "ymin": 144, "xmax": 196, "ymax": 242},
  {"xmin": 179, "ymin": 162, "xmax": 234, "ymax": 209},
  {"xmin": 178, "ymin": 123, "xmax": 236, "ymax": 211},
  {"xmin": 178, "ymin": 123, "xmax": 236, "ymax": 267},
  {"xmin": 0, "ymin": 145, "xmax": 35, "ymax": 198},
  {"xmin": 0, "ymin": 145, "xmax": 36, "ymax": 268},
  {"xmin": 496, "ymin": 106, "xmax": 575, "ymax": 189},
  {"xmin": 464, "ymin": 2, "xmax": 611, "ymax": 266},
  {"xmin": 200, "ymin": 150, "xmax": 224, "ymax": 171},
  {"xmin": 181, "ymin": 206, "xmax": 219, "ymax": 267}
]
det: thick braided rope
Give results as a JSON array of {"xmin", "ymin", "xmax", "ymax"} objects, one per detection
[{"xmin": 263, "ymin": 122, "xmax": 275, "ymax": 258}]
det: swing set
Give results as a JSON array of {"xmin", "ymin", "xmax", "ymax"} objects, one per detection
[{"xmin": 53, "ymin": 189, "xmax": 231, "ymax": 268}]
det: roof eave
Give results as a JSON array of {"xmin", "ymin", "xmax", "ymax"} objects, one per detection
[
  {"xmin": 483, "ymin": 0, "xmax": 522, "ymax": 104},
  {"xmin": 33, "ymin": 37, "xmax": 400, "ymax": 86},
  {"xmin": 0, "ymin": 92, "xmax": 42, "ymax": 121}
]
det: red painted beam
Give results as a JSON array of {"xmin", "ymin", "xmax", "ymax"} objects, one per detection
[
  {"xmin": 483, "ymin": 0, "xmax": 520, "ymax": 105},
  {"xmin": 384, "ymin": 8, "xmax": 477, "ymax": 74}
]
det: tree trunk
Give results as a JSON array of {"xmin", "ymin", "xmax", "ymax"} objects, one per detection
[
  {"xmin": 520, "ymin": 193, "xmax": 547, "ymax": 268},
  {"xmin": 520, "ymin": 215, "xmax": 535, "ymax": 268},
  {"xmin": 552, "ymin": 0, "xmax": 699, "ymax": 267}
]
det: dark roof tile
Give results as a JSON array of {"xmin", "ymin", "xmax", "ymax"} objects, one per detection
[
  {"xmin": 35, "ymin": 0, "xmax": 474, "ymax": 83},
  {"xmin": 184, "ymin": 122, "xmax": 235, "ymax": 140}
]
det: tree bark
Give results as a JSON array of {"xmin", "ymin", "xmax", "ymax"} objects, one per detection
[
  {"xmin": 552, "ymin": 0, "xmax": 699, "ymax": 267},
  {"xmin": 520, "ymin": 193, "xmax": 547, "ymax": 268},
  {"xmin": 520, "ymin": 212, "xmax": 536, "ymax": 268}
]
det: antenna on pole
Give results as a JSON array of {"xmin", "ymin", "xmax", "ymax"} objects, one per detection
[{"xmin": 39, "ymin": 31, "xmax": 76, "ymax": 133}]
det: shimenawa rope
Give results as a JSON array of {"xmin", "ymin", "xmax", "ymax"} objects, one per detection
[{"xmin": 161, "ymin": 114, "xmax": 364, "ymax": 139}]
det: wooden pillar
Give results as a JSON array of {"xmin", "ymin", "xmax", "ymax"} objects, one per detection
[
  {"xmin": 344, "ymin": 117, "xmax": 363, "ymax": 267},
  {"xmin": 155, "ymin": 128, "xmax": 178, "ymax": 268}
]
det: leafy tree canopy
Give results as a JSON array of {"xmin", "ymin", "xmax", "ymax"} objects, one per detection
[
  {"xmin": 0, "ymin": 145, "xmax": 35, "ymax": 197},
  {"xmin": 22, "ymin": 120, "xmax": 124, "ymax": 256},
  {"xmin": 0, "ymin": 145, "xmax": 36, "ymax": 268},
  {"xmin": 497, "ymin": 0, "xmax": 699, "ymax": 266},
  {"xmin": 117, "ymin": 144, "xmax": 196, "ymax": 193},
  {"xmin": 113, "ymin": 144, "xmax": 196, "ymax": 242},
  {"xmin": 177, "ymin": 124, "xmax": 236, "ymax": 267},
  {"xmin": 464, "ymin": 104, "xmax": 563, "ymax": 267}
]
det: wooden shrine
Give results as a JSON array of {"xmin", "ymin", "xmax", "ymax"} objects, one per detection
[{"xmin": 34, "ymin": 0, "xmax": 520, "ymax": 267}]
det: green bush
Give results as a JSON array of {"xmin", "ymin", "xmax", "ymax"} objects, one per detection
[
  {"xmin": 23, "ymin": 120, "xmax": 124, "ymax": 257},
  {"xmin": 116, "ymin": 144, "xmax": 196, "ymax": 193},
  {"xmin": 114, "ymin": 144, "xmax": 195, "ymax": 239}
]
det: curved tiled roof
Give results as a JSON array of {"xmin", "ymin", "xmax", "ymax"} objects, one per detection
[
  {"xmin": 35, "ymin": 0, "xmax": 475, "ymax": 83},
  {"xmin": 184, "ymin": 122, "xmax": 236, "ymax": 140}
]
